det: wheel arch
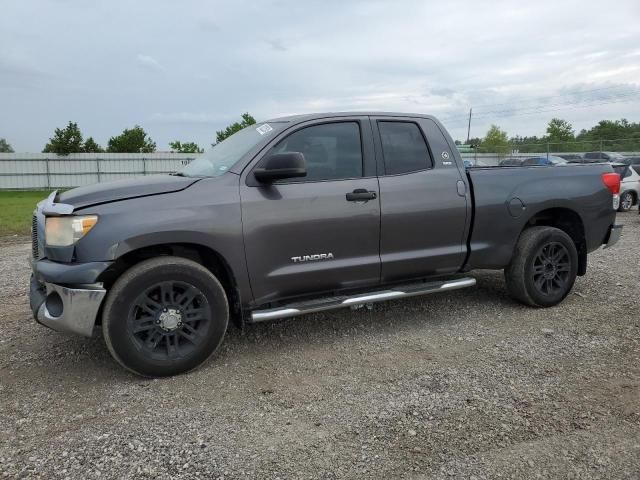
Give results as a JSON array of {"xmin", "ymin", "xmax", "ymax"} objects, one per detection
[
  {"xmin": 620, "ymin": 189, "xmax": 637, "ymax": 203},
  {"xmin": 519, "ymin": 207, "xmax": 587, "ymax": 276},
  {"xmin": 97, "ymin": 242, "xmax": 243, "ymax": 327}
]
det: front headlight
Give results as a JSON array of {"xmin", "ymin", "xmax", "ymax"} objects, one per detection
[{"xmin": 45, "ymin": 215, "xmax": 98, "ymax": 246}]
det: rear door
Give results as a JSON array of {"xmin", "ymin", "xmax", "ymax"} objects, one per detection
[
  {"xmin": 240, "ymin": 117, "xmax": 381, "ymax": 305},
  {"xmin": 372, "ymin": 116, "xmax": 469, "ymax": 282},
  {"xmin": 624, "ymin": 165, "xmax": 640, "ymax": 197}
]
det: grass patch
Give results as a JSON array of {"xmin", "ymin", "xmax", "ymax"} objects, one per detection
[{"xmin": 0, "ymin": 190, "xmax": 53, "ymax": 236}]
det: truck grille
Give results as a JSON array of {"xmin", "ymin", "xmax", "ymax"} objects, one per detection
[{"xmin": 32, "ymin": 215, "xmax": 39, "ymax": 260}]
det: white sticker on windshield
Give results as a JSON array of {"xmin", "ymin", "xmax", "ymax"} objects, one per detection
[{"xmin": 256, "ymin": 123, "xmax": 273, "ymax": 135}]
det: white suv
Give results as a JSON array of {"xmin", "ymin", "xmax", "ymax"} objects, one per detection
[{"xmin": 612, "ymin": 164, "xmax": 640, "ymax": 212}]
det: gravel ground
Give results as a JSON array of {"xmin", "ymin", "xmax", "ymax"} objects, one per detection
[{"xmin": 0, "ymin": 212, "xmax": 639, "ymax": 479}]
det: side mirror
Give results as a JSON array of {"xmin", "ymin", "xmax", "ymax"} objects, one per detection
[{"xmin": 253, "ymin": 152, "xmax": 307, "ymax": 183}]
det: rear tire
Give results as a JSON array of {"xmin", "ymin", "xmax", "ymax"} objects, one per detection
[
  {"xmin": 504, "ymin": 226, "xmax": 578, "ymax": 308},
  {"xmin": 102, "ymin": 256, "xmax": 228, "ymax": 377},
  {"xmin": 618, "ymin": 191, "xmax": 634, "ymax": 212}
]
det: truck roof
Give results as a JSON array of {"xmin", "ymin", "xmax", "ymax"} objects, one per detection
[{"xmin": 265, "ymin": 111, "xmax": 439, "ymax": 123}]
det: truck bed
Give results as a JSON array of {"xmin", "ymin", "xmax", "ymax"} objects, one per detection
[{"xmin": 465, "ymin": 163, "xmax": 616, "ymax": 270}]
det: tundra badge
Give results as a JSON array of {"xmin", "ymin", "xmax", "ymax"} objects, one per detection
[{"xmin": 291, "ymin": 253, "xmax": 335, "ymax": 263}]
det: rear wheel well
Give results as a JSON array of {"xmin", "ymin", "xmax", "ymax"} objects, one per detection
[
  {"xmin": 523, "ymin": 208, "xmax": 587, "ymax": 276},
  {"xmin": 98, "ymin": 243, "xmax": 241, "ymax": 326}
]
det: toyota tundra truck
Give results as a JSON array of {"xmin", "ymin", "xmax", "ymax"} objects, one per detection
[{"xmin": 29, "ymin": 112, "xmax": 623, "ymax": 377}]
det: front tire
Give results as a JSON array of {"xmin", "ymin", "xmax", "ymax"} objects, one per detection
[
  {"xmin": 102, "ymin": 256, "xmax": 228, "ymax": 377},
  {"xmin": 504, "ymin": 226, "xmax": 578, "ymax": 308},
  {"xmin": 618, "ymin": 191, "xmax": 634, "ymax": 212}
]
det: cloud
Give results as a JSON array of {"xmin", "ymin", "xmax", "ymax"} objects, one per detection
[
  {"xmin": 149, "ymin": 112, "xmax": 232, "ymax": 124},
  {"xmin": 197, "ymin": 18, "xmax": 219, "ymax": 32},
  {"xmin": 1, "ymin": 0, "xmax": 640, "ymax": 151},
  {"xmin": 136, "ymin": 54, "xmax": 164, "ymax": 72},
  {"xmin": 264, "ymin": 38, "xmax": 287, "ymax": 52},
  {"xmin": 0, "ymin": 55, "xmax": 50, "ymax": 88}
]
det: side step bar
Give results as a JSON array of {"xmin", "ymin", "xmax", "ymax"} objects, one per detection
[{"xmin": 249, "ymin": 277, "xmax": 476, "ymax": 323}]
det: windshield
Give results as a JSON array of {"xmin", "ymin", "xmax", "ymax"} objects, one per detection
[{"xmin": 180, "ymin": 122, "xmax": 281, "ymax": 177}]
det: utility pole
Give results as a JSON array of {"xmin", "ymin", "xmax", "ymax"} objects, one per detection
[{"xmin": 466, "ymin": 108, "xmax": 472, "ymax": 144}]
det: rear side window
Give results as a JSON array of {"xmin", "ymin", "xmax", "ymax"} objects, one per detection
[
  {"xmin": 268, "ymin": 122, "xmax": 363, "ymax": 181},
  {"xmin": 612, "ymin": 165, "xmax": 628, "ymax": 176},
  {"xmin": 633, "ymin": 166, "xmax": 640, "ymax": 175},
  {"xmin": 378, "ymin": 121, "xmax": 433, "ymax": 175}
]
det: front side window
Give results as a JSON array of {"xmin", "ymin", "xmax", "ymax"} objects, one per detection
[
  {"xmin": 378, "ymin": 121, "xmax": 433, "ymax": 175},
  {"xmin": 267, "ymin": 122, "xmax": 363, "ymax": 182}
]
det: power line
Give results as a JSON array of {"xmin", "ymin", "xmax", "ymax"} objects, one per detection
[
  {"xmin": 439, "ymin": 85, "xmax": 640, "ymax": 125},
  {"xmin": 442, "ymin": 92, "xmax": 640, "ymax": 127},
  {"xmin": 442, "ymin": 89, "xmax": 640, "ymax": 122},
  {"xmin": 451, "ymin": 84, "xmax": 638, "ymax": 112}
]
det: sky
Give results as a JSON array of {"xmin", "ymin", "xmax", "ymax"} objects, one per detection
[{"xmin": 1, "ymin": 0, "xmax": 639, "ymax": 152}]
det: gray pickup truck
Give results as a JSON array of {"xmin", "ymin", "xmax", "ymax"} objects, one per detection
[{"xmin": 29, "ymin": 112, "xmax": 623, "ymax": 377}]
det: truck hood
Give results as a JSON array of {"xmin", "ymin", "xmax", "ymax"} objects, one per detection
[{"xmin": 57, "ymin": 175, "xmax": 201, "ymax": 209}]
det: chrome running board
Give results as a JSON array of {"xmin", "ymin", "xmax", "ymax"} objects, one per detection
[{"xmin": 249, "ymin": 277, "xmax": 476, "ymax": 323}]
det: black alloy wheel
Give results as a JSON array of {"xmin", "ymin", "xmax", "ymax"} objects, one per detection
[
  {"xmin": 127, "ymin": 280, "xmax": 211, "ymax": 360},
  {"xmin": 531, "ymin": 242, "xmax": 571, "ymax": 297}
]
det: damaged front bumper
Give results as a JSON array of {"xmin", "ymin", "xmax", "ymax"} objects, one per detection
[
  {"xmin": 30, "ymin": 276, "xmax": 106, "ymax": 337},
  {"xmin": 30, "ymin": 193, "xmax": 111, "ymax": 337},
  {"xmin": 30, "ymin": 256, "xmax": 112, "ymax": 337}
]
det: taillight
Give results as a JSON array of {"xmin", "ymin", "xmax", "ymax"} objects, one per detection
[{"xmin": 601, "ymin": 172, "xmax": 621, "ymax": 195}]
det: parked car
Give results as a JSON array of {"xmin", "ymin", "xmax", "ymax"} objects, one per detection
[
  {"xmin": 521, "ymin": 155, "xmax": 569, "ymax": 166},
  {"xmin": 463, "ymin": 159, "xmax": 489, "ymax": 167},
  {"xmin": 557, "ymin": 154, "xmax": 583, "ymax": 162},
  {"xmin": 29, "ymin": 112, "xmax": 622, "ymax": 377},
  {"xmin": 579, "ymin": 151, "xmax": 627, "ymax": 163},
  {"xmin": 611, "ymin": 163, "xmax": 640, "ymax": 212},
  {"xmin": 498, "ymin": 158, "xmax": 524, "ymax": 166}
]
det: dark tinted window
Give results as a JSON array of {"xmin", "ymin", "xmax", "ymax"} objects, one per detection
[
  {"xmin": 585, "ymin": 152, "xmax": 605, "ymax": 160},
  {"xmin": 612, "ymin": 165, "xmax": 627, "ymax": 176},
  {"xmin": 378, "ymin": 121, "xmax": 432, "ymax": 175},
  {"xmin": 268, "ymin": 122, "xmax": 362, "ymax": 181},
  {"xmin": 522, "ymin": 157, "xmax": 545, "ymax": 166},
  {"xmin": 632, "ymin": 166, "xmax": 640, "ymax": 175}
]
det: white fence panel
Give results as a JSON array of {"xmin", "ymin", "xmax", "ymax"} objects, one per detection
[{"xmin": 0, "ymin": 153, "xmax": 198, "ymax": 189}]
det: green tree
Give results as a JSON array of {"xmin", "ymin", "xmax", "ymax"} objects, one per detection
[
  {"xmin": 169, "ymin": 141, "xmax": 204, "ymax": 153},
  {"xmin": 43, "ymin": 121, "xmax": 84, "ymax": 155},
  {"xmin": 509, "ymin": 135, "xmax": 545, "ymax": 153},
  {"xmin": 545, "ymin": 118, "xmax": 574, "ymax": 151},
  {"xmin": 107, "ymin": 125, "xmax": 156, "ymax": 153},
  {"xmin": 83, "ymin": 137, "xmax": 104, "ymax": 153},
  {"xmin": 214, "ymin": 113, "xmax": 256, "ymax": 145},
  {"xmin": 481, "ymin": 124, "xmax": 510, "ymax": 155},
  {"xmin": 575, "ymin": 119, "xmax": 640, "ymax": 151},
  {"xmin": 0, "ymin": 138, "xmax": 14, "ymax": 153}
]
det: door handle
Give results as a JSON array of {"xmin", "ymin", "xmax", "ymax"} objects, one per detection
[{"xmin": 346, "ymin": 189, "xmax": 377, "ymax": 201}]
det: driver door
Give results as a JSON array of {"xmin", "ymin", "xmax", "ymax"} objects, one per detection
[{"xmin": 239, "ymin": 117, "xmax": 381, "ymax": 305}]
